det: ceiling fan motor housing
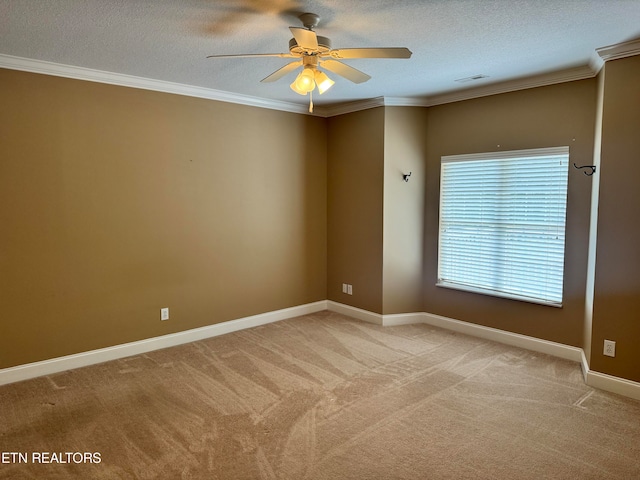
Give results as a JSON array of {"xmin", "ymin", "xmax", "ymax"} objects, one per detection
[{"xmin": 289, "ymin": 36, "xmax": 332, "ymax": 56}]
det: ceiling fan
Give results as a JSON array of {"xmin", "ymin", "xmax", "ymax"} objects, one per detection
[{"xmin": 207, "ymin": 13, "xmax": 412, "ymax": 112}]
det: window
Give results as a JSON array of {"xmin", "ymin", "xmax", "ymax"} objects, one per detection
[{"xmin": 437, "ymin": 147, "xmax": 569, "ymax": 307}]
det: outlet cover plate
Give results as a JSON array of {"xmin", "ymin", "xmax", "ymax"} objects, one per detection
[
  {"xmin": 161, "ymin": 308, "xmax": 169, "ymax": 321},
  {"xmin": 604, "ymin": 339, "xmax": 616, "ymax": 357}
]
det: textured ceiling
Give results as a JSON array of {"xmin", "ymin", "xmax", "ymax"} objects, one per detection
[{"xmin": 2, "ymin": 0, "xmax": 640, "ymax": 111}]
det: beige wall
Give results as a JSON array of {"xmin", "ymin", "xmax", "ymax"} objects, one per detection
[
  {"xmin": 382, "ymin": 107, "xmax": 428, "ymax": 314},
  {"xmin": 3, "ymin": 61, "xmax": 638, "ymax": 385},
  {"xmin": 589, "ymin": 55, "xmax": 640, "ymax": 382},
  {"xmin": 0, "ymin": 69, "xmax": 327, "ymax": 369},
  {"xmin": 327, "ymin": 107, "xmax": 427, "ymax": 315},
  {"xmin": 423, "ymin": 80, "xmax": 597, "ymax": 346},
  {"xmin": 327, "ymin": 108, "xmax": 384, "ymax": 313}
]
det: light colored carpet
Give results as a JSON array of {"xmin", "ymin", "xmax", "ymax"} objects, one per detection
[{"xmin": 1, "ymin": 310, "xmax": 639, "ymax": 479}]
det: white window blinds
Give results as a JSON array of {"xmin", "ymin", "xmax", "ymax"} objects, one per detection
[{"xmin": 438, "ymin": 147, "xmax": 569, "ymax": 306}]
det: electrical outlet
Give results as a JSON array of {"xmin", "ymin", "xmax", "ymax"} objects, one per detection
[
  {"xmin": 342, "ymin": 283, "xmax": 348, "ymax": 294},
  {"xmin": 603, "ymin": 339, "xmax": 616, "ymax": 357},
  {"xmin": 161, "ymin": 307, "xmax": 169, "ymax": 321},
  {"xmin": 347, "ymin": 284, "xmax": 353, "ymax": 295}
]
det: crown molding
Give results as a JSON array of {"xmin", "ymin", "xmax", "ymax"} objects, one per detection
[
  {"xmin": 422, "ymin": 64, "xmax": 597, "ymax": 107},
  {"xmin": 0, "ymin": 54, "xmax": 315, "ymax": 116},
  {"xmin": 314, "ymin": 96, "xmax": 431, "ymax": 116},
  {"xmin": 588, "ymin": 52, "xmax": 605, "ymax": 75},
  {"xmin": 312, "ymin": 63, "xmax": 599, "ymax": 115},
  {"xmin": 0, "ymin": 56, "xmax": 380, "ymax": 118},
  {"xmin": 0, "ymin": 46, "xmax": 623, "ymax": 118},
  {"xmin": 597, "ymin": 38, "xmax": 640, "ymax": 62},
  {"xmin": 314, "ymin": 97, "xmax": 386, "ymax": 117},
  {"xmin": 317, "ymin": 62, "xmax": 603, "ymax": 117},
  {"xmin": 382, "ymin": 97, "xmax": 429, "ymax": 107}
]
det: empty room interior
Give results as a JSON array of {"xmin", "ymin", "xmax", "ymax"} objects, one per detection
[{"xmin": 1, "ymin": 1, "xmax": 640, "ymax": 478}]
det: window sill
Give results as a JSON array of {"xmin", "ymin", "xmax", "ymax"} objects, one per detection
[{"xmin": 436, "ymin": 281, "xmax": 562, "ymax": 308}]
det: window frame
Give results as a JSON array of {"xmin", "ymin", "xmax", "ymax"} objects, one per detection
[{"xmin": 437, "ymin": 146, "xmax": 570, "ymax": 307}]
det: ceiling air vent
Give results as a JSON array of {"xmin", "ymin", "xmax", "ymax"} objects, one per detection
[{"xmin": 455, "ymin": 74, "xmax": 489, "ymax": 83}]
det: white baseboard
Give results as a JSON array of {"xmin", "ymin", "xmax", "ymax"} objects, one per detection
[
  {"xmin": 0, "ymin": 300, "xmax": 327, "ymax": 386},
  {"xmin": 327, "ymin": 301, "xmax": 383, "ymax": 325},
  {"xmin": 328, "ymin": 302, "xmax": 640, "ymax": 400},
  {"xmin": 580, "ymin": 350, "xmax": 640, "ymax": 401},
  {"xmin": 585, "ymin": 370, "xmax": 640, "ymax": 401},
  {"xmin": 382, "ymin": 312, "xmax": 425, "ymax": 326},
  {"xmin": 327, "ymin": 302, "xmax": 580, "ymax": 361},
  {"xmin": 580, "ymin": 349, "xmax": 590, "ymax": 383},
  {"xmin": 4, "ymin": 300, "xmax": 639, "ymax": 401},
  {"xmin": 420, "ymin": 312, "xmax": 583, "ymax": 362}
]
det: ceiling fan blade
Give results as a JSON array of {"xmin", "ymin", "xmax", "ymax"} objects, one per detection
[
  {"xmin": 289, "ymin": 27, "xmax": 318, "ymax": 51},
  {"xmin": 207, "ymin": 53, "xmax": 296, "ymax": 59},
  {"xmin": 321, "ymin": 59, "xmax": 371, "ymax": 84},
  {"xmin": 326, "ymin": 47, "xmax": 412, "ymax": 59},
  {"xmin": 260, "ymin": 61, "xmax": 303, "ymax": 83}
]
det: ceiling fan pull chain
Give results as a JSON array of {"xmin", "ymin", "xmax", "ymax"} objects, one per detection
[{"xmin": 309, "ymin": 90, "xmax": 314, "ymax": 113}]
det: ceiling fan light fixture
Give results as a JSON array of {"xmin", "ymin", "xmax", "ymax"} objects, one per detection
[
  {"xmin": 290, "ymin": 79, "xmax": 307, "ymax": 95},
  {"xmin": 292, "ymin": 67, "xmax": 315, "ymax": 94},
  {"xmin": 314, "ymin": 70, "xmax": 334, "ymax": 94}
]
